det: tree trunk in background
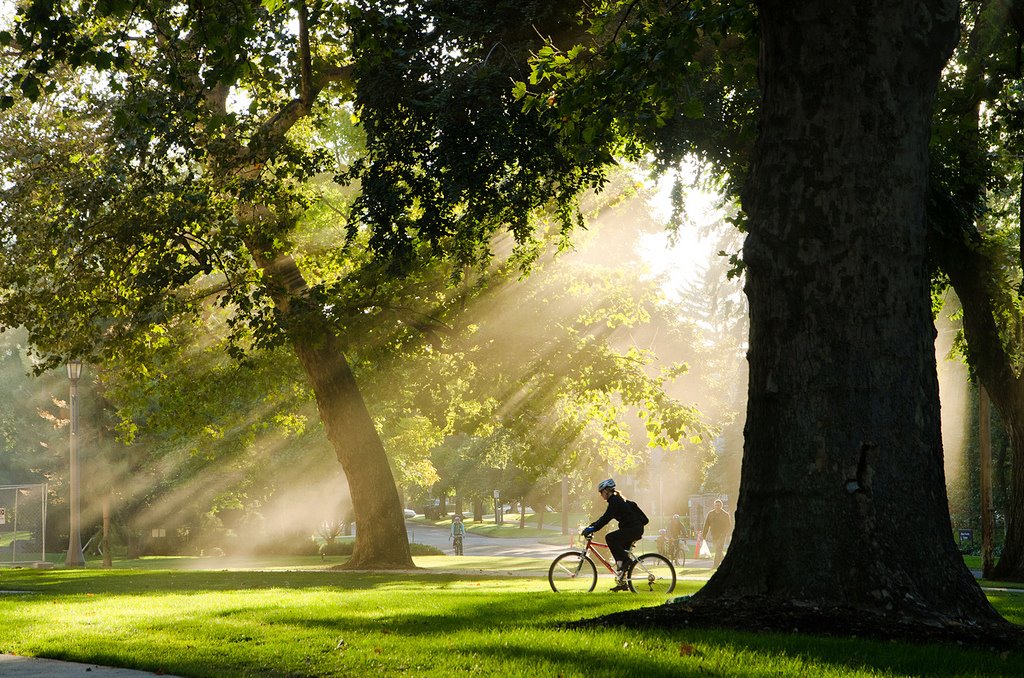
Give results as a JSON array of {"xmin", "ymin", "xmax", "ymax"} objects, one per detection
[
  {"xmin": 924, "ymin": 0, "xmax": 1024, "ymax": 583},
  {"xmin": 996, "ymin": 419, "xmax": 1024, "ymax": 578},
  {"xmin": 933, "ymin": 214, "xmax": 1024, "ymax": 581},
  {"xmin": 693, "ymin": 0, "xmax": 1006, "ymax": 627},
  {"xmin": 291, "ymin": 331, "xmax": 413, "ymax": 568},
  {"xmin": 562, "ymin": 475, "xmax": 569, "ymax": 535},
  {"xmin": 258, "ymin": 252, "xmax": 413, "ymax": 569},
  {"xmin": 980, "ymin": 388, "xmax": 995, "ymax": 578},
  {"xmin": 102, "ymin": 495, "xmax": 112, "ymax": 568}
]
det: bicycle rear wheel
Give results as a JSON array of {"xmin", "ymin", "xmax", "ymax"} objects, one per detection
[
  {"xmin": 627, "ymin": 553, "xmax": 676, "ymax": 594},
  {"xmin": 548, "ymin": 552, "xmax": 597, "ymax": 592}
]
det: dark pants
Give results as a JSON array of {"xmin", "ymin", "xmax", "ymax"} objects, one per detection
[
  {"xmin": 606, "ymin": 526, "xmax": 644, "ymax": 570},
  {"xmin": 709, "ymin": 538, "xmax": 725, "ymax": 567}
]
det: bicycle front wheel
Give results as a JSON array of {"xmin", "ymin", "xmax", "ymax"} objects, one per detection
[
  {"xmin": 548, "ymin": 552, "xmax": 597, "ymax": 592},
  {"xmin": 627, "ymin": 553, "xmax": 676, "ymax": 594}
]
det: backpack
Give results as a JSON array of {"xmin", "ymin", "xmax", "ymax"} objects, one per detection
[{"xmin": 625, "ymin": 499, "xmax": 649, "ymax": 526}]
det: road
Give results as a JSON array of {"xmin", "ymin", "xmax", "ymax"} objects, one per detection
[
  {"xmin": 404, "ymin": 522, "xmax": 569, "ymax": 558},
  {"xmin": 403, "ymin": 521, "xmax": 714, "ymax": 569}
]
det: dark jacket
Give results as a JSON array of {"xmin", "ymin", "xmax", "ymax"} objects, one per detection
[
  {"xmin": 701, "ymin": 507, "xmax": 732, "ymax": 541},
  {"xmin": 589, "ymin": 493, "xmax": 646, "ymax": 531}
]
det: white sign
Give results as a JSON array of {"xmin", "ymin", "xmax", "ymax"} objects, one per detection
[{"xmin": 0, "ymin": 507, "xmax": 5, "ymax": 525}]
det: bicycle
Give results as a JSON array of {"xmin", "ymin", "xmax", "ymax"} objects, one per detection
[
  {"xmin": 657, "ymin": 535, "xmax": 687, "ymax": 568},
  {"xmin": 548, "ymin": 534, "xmax": 676, "ymax": 593},
  {"xmin": 671, "ymin": 537, "xmax": 687, "ymax": 567},
  {"xmin": 452, "ymin": 534, "xmax": 464, "ymax": 556}
]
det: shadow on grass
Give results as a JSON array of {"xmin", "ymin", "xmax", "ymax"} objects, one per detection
[
  {"xmin": 3, "ymin": 569, "xmax": 1023, "ymax": 677},
  {"xmin": 0, "ymin": 568, "xmax": 477, "ymax": 595}
]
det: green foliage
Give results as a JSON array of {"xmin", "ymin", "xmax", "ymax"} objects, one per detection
[
  {"xmin": 342, "ymin": 0, "xmax": 605, "ymax": 271},
  {"xmin": 0, "ymin": 330, "xmax": 65, "ymax": 486},
  {"xmin": 517, "ymin": 0, "xmax": 759, "ymax": 208}
]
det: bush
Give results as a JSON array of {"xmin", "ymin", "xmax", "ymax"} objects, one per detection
[{"xmin": 410, "ymin": 543, "xmax": 444, "ymax": 556}]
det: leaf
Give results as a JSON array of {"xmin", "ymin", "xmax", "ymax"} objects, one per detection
[
  {"xmin": 682, "ymin": 98, "xmax": 704, "ymax": 119},
  {"xmin": 20, "ymin": 73, "xmax": 40, "ymax": 100}
]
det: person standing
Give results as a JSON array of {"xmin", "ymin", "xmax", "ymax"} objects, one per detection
[
  {"xmin": 700, "ymin": 499, "xmax": 732, "ymax": 568},
  {"xmin": 581, "ymin": 478, "xmax": 649, "ymax": 591}
]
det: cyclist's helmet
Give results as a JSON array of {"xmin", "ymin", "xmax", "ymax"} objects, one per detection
[
  {"xmin": 453, "ymin": 514, "xmax": 463, "ymax": 521},
  {"xmin": 597, "ymin": 478, "xmax": 616, "ymax": 491}
]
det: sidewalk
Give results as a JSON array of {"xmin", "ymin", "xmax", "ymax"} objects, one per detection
[{"xmin": 0, "ymin": 654, "xmax": 180, "ymax": 677}]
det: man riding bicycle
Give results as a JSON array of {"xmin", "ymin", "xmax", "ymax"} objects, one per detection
[
  {"xmin": 581, "ymin": 478, "xmax": 649, "ymax": 591},
  {"xmin": 450, "ymin": 514, "xmax": 465, "ymax": 555}
]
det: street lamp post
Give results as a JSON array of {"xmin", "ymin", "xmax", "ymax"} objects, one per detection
[{"xmin": 65, "ymin": 359, "xmax": 85, "ymax": 568}]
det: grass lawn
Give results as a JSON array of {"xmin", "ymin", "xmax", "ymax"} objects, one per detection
[{"xmin": 1, "ymin": 557, "xmax": 1023, "ymax": 677}]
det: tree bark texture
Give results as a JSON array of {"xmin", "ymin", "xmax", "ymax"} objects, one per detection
[
  {"xmin": 696, "ymin": 0, "xmax": 1005, "ymax": 626},
  {"xmin": 257, "ymin": 252, "xmax": 413, "ymax": 569}
]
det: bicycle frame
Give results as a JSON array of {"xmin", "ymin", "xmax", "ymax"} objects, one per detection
[
  {"xmin": 550, "ymin": 534, "xmax": 676, "ymax": 593},
  {"xmin": 581, "ymin": 537, "xmax": 623, "ymax": 575}
]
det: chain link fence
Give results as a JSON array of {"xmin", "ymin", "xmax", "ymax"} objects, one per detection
[{"xmin": 0, "ymin": 484, "xmax": 47, "ymax": 564}]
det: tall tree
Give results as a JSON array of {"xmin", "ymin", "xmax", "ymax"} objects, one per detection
[
  {"xmin": 522, "ymin": 0, "xmax": 1011, "ymax": 635},
  {"xmin": 0, "ymin": 0, "xmax": 587, "ymax": 568},
  {"xmin": 695, "ymin": 0, "xmax": 1006, "ymax": 631},
  {"xmin": 927, "ymin": 0, "xmax": 1024, "ymax": 582},
  {"xmin": 0, "ymin": 6, "xmax": 413, "ymax": 568}
]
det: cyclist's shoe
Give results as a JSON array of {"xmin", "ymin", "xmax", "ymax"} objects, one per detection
[{"xmin": 610, "ymin": 572, "xmax": 629, "ymax": 592}]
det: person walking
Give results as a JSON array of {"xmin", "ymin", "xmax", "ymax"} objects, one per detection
[
  {"xmin": 700, "ymin": 499, "xmax": 732, "ymax": 568},
  {"xmin": 581, "ymin": 478, "xmax": 649, "ymax": 591}
]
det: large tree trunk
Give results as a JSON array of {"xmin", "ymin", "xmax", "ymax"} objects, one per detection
[
  {"xmin": 257, "ymin": 251, "xmax": 413, "ymax": 569},
  {"xmin": 693, "ymin": 0, "xmax": 1005, "ymax": 629}
]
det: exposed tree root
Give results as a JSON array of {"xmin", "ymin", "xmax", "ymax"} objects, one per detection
[{"xmin": 569, "ymin": 598, "xmax": 1024, "ymax": 651}]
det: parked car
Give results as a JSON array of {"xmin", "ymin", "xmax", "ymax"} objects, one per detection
[
  {"xmin": 415, "ymin": 499, "xmax": 444, "ymax": 520},
  {"xmin": 403, "ymin": 508, "xmax": 416, "ymax": 519}
]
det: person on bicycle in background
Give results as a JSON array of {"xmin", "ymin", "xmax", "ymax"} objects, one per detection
[
  {"xmin": 656, "ymin": 528, "xmax": 671, "ymax": 559},
  {"xmin": 581, "ymin": 478, "xmax": 648, "ymax": 591},
  {"xmin": 450, "ymin": 514, "xmax": 465, "ymax": 555},
  {"xmin": 667, "ymin": 513, "xmax": 686, "ymax": 562}
]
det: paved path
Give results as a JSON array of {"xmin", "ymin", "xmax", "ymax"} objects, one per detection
[
  {"xmin": 404, "ymin": 522, "xmax": 573, "ymax": 558},
  {"xmin": 404, "ymin": 521, "xmax": 715, "ymax": 566},
  {"xmin": 0, "ymin": 654, "xmax": 179, "ymax": 677}
]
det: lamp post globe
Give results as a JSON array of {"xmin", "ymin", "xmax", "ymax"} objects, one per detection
[{"xmin": 65, "ymin": 359, "xmax": 85, "ymax": 568}]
